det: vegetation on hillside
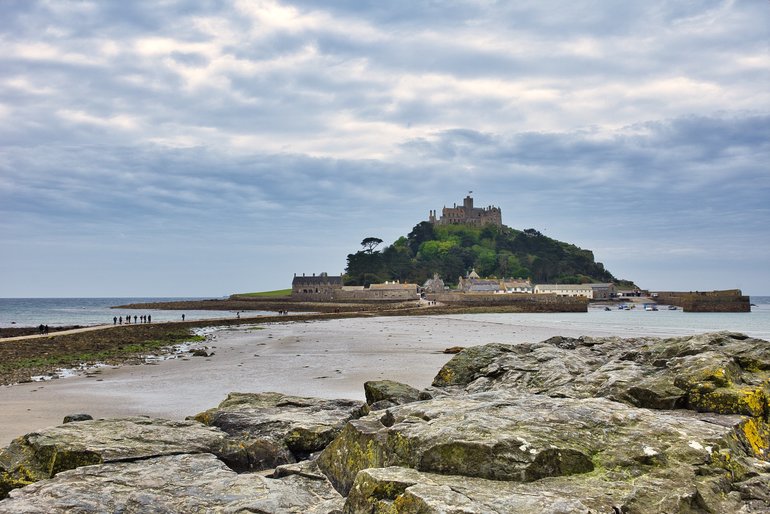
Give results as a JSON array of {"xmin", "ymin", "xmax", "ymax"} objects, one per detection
[{"xmin": 345, "ymin": 222, "xmax": 634, "ymax": 288}]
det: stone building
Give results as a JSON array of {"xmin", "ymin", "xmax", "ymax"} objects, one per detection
[
  {"xmin": 292, "ymin": 274, "xmax": 419, "ymax": 302},
  {"xmin": 422, "ymin": 273, "xmax": 446, "ymax": 294},
  {"xmin": 367, "ymin": 282, "xmax": 420, "ymax": 300},
  {"xmin": 428, "ymin": 195, "xmax": 502, "ymax": 227},
  {"xmin": 336, "ymin": 281, "xmax": 419, "ymax": 301},
  {"xmin": 291, "ymin": 272, "xmax": 343, "ymax": 301},
  {"xmin": 456, "ymin": 270, "xmax": 533, "ymax": 294}
]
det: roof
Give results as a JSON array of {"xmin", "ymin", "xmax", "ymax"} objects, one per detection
[
  {"xmin": 536, "ymin": 284, "xmax": 593, "ymax": 291},
  {"xmin": 504, "ymin": 279, "xmax": 531, "ymax": 285},
  {"xmin": 292, "ymin": 274, "xmax": 343, "ymax": 286},
  {"xmin": 468, "ymin": 283, "xmax": 501, "ymax": 292},
  {"xmin": 536, "ymin": 283, "xmax": 614, "ymax": 291}
]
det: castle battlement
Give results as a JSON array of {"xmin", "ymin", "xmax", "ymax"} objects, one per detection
[{"xmin": 429, "ymin": 195, "xmax": 502, "ymax": 227}]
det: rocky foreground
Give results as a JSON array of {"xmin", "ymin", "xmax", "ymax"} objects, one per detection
[{"xmin": 1, "ymin": 332, "xmax": 770, "ymax": 513}]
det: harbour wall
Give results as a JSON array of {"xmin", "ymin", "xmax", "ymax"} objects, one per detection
[
  {"xmin": 426, "ymin": 293, "xmax": 588, "ymax": 312},
  {"xmin": 654, "ymin": 289, "xmax": 751, "ymax": 312}
]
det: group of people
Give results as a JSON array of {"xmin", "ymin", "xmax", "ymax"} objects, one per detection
[
  {"xmin": 113, "ymin": 315, "xmax": 152, "ymax": 325},
  {"xmin": 37, "ymin": 324, "xmax": 49, "ymax": 334}
]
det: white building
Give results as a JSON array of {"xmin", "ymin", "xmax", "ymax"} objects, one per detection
[
  {"xmin": 534, "ymin": 283, "xmax": 615, "ymax": 299},
  {"xmin": 503, "ymin": 279, "xmax": 533, "ymax": 293}
]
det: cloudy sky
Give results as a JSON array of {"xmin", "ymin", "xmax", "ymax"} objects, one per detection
[{"xmin": 1, "ymin": 1, "xmax": 768, "ymax": 297}]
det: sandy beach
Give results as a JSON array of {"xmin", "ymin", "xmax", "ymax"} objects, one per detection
[{"xmin": 0, "ymin": 314, "xmax": 682, "ymax": 446}]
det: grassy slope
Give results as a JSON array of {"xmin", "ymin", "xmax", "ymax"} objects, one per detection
[{"xmin": 231, "ymin": 289, "xmax": 292, "ymax": 298}]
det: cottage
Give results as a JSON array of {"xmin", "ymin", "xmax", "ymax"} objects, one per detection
[
  {"xmin": 422, "ymin": 274, "xmax": 446, "ymax": 294},
  {"xmin": 534, "ymin": 283, "xmax": 616, "ymax": 299},
  {"xmin": 503, "ymin": 279, "xmax": 533, "ymax": 293}
]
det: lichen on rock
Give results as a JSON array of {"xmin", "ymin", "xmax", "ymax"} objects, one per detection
[
  {"xmin": 3, "ymin": 332, "xmax": 770, "ymax": 513},
  {"xmin": 192, "ymin": 391, "xmax": 368, "ymax": 471}
]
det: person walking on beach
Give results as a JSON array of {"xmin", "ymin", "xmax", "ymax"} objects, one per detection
[
  {"xmin": 134, "ymin": 315, "xmax": 137, "ymax": 323},
  {"xmin": 148, "ymin": 315, "xmax": 151, "ymax": 323},
  {"xmin": 113, "ymin": 316, "xmax": 117, "ymax": 325},
  {"xmin": 182, "ymin": 314, "xmax": 185, "ymax": 321},
  {"xmin": 119, "ymin": 316, "xmax": 122, "ymax": 324}
]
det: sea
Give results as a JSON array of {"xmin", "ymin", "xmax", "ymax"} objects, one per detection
[
  {"xmin": 450, "ymin": 296, "xmax": 770, "ymax": 341},
  {"xmin": 0, "ymin": 297, "xmax": 275, "ymax": 329},
  {"xmin": 1, "ymin": 297, "xmax": 770, "ymax": 341}
]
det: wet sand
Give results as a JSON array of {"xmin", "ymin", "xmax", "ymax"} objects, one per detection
[{"xmin": 0, "ymin": 314, "xmax": 646, "ymax": 446}]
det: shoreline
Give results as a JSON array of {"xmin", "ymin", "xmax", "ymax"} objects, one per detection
[{"xmin": 0, "ymin": 312, "xmax": 710, "ymax": 447}]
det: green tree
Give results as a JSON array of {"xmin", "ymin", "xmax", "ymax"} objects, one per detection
[
  {"xmin": 344, "ymin": 221, "xmax": 633, "ymax": 288},
  {"xmin": 407, "ymin": 222, "xmax": 435, "ymax": 255},
  {"xmin": 361, "ymin": 237, "xmax": 383, "ymax": 253}
]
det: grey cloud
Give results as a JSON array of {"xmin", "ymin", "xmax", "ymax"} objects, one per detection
[{"xmin": 1, "ymin": 1, "xmax": 768, "ymax": 295}]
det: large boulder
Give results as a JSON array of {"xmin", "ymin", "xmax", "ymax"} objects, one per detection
[
  {"xmin": 0, "ymin": 417, "xmax": 231, "ymax": 498},
  {"xmin": 363, "ymin": 380, "xmax": 422, "ymax": 410},
  {"xmin": 192, "ymin": 392, "xmax": 367, "ymax": 470},
  {"xmin": 344, "ymin": 464, "xmax": 770, "ymax": 514},
  {"xmin": 431, "ymin": 332, "xmax": 770, "ymax": 419},
  {"xmin": 4, "ymin": 332, "xmax": 770, "ymax": 513},
  {"xmin": 431, "ymin": 343, "xmax": 515, "ymax": 388},
  {"xmin": 318, "ymin": 390, "xmax": 767, "ymax": 502},
  {"xmin": 0, "ymin": 453, "xmax": 344, "ymax": 513}
]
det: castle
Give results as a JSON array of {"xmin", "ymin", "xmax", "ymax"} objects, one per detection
[{"xmin": 428, "ymin": 195, "xmax": 502, "ymax": 227}]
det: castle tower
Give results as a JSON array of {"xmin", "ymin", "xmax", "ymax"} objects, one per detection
[{"xmin": 428, "ymin": 195, "xmax": 502, "ymax": 227}]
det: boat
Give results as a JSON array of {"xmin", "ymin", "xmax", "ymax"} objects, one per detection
[{"xmin": 644, "ymin": 304, "xmax": 658, "ymax": 311}]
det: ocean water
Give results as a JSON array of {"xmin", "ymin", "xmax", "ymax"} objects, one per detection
[
  {"xmin": 2, "ymin": 297, "xmax": 769, "ymax": 340},
  {"xmin": 0, "ymin": 297, "xmax": 274, "ymax": 328},
  {"xmin": 448, "ymin": 296, "xmax": 770, "ymax": 341}
]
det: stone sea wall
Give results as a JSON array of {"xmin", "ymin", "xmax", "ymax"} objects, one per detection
[
  {"xmin": 655, "ymin": 289, "xmax": 751, "ymax": 312},
  {"xmin": 427, "ymin": 292, "xmax": 588, "ymax": 312},
  {"xmin": 2, "ymin": 332, "xmax": 770, "ymax": 512}
]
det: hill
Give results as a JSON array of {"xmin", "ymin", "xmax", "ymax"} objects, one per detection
[{"xmin": 345, "ymin": 221, "xmax": 634, "ymax": 288}]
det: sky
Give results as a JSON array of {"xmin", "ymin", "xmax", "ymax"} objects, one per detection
[{"xmin": 1, "ymin": 1, "xmax": 769, "ymax": 297}]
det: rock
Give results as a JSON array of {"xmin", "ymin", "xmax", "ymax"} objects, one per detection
[
  {"xmin": 192, "ymin": 392, "xmax": 367, "ymax": 471},
  {"xmin": 343, "ymin": 465, "xmax": 770, "ymax": 514},
  {"xmin": 363, "ymin": 380, "xmax": 421, "ymax": 409},
  {"xmin": 0, "ymin": 453, "xmax": 344, "ymax": 513},
  {"xmin": 318, "ymin": 390, "xmax": 766, "ymax": 502},
  {"xmin": 431, "ymin": 343, "xmax": 514, "ymax": 388},
  {"xmin": 442, "ymin": 346, "xmax": 464, "ymax": 354},
  {"xmin": 433, "ymin": 332, "xmax": 770, "ymax": 421},
  {"xmin": 4, "ymin": 332, "xmax": 770, "ymax": 512},
  {"xmin": 190, "ymin": 348, "xmax": 209, "ymax": 357},
  {"xmin": 0, "ymin": 417, "xmax": 230, "ymax": 498},
  {"xmin": 62, "ymin": 414, "xmax": 92, "ymax": 423}
]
